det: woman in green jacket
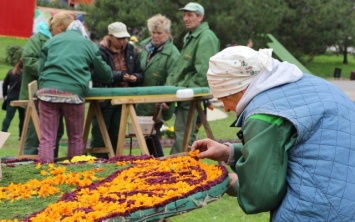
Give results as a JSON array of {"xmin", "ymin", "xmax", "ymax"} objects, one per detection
[
  {"xmin": 136, "ymin": 14, "xmax": 180, "ymax": 157},
  {"xmin": 19, "ymin": 12, "xmax": 74, "ymax": 157}
]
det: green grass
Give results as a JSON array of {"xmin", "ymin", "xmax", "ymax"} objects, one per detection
[
  {"xmin": 303, "ymin": 53, "xmax": 355, "ymax": 79},
  {"xmin": 0, "ymin": 36, "xmax": 28, "ymax": 77}
]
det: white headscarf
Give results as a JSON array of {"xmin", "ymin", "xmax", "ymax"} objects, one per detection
[
  {"xmin": 207, "ymin": 46, "xmax": 304, "ymax": 115},
  {"xmin": 66, "ymin": 20, "xmax": 89, "ymax": 39},
  {"xmin": 207, "ymin": 46, "xmax": 273, "ymax": 98}
]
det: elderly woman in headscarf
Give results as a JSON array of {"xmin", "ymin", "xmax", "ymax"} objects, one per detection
[
  {"xmin": 191, "ymin": 46, "xmax": 355, "ymax": 221},
  {"xmin": 37, "ymin": 19, "xmax": 113, "ymax": 163}
]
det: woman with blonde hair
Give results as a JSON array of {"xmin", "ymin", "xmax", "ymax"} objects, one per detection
[
  {"xmin": 37, "ymin": 18, "xmax": 112, "ymax": 162},
  {"xmin": 19, "ymin": 11, "xmax": 75, "ymax": 157},
  {"xmin": 136, "ymin": 14, "xmax": 180, "ymax": 157},
  {"xmin": 48, "ymin": 11, "xmax": 77, "ymax": 36}
]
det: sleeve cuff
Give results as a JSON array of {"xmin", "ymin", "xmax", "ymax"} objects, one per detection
[{"xmin": 223, "ymin": 142, "xmax": 235, "ymax": 166}]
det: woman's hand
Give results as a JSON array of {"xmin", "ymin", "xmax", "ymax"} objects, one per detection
[
  {"xmin": 191, "ymin": 138, "xmax": 230, "ymax": 162},
  {"xmin": 123, "ymin": 74, "xmax": 137, "ymax": 82},
  {"xmin": 226, "ymin": 173, "xmax": 238, "ymax": 197}
]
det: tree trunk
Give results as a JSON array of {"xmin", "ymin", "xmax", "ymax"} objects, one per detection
[{"xmin": 343, "ymin": 44, "xmax": 348, "ymax": 64}]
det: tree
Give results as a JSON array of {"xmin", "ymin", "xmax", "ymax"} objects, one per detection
[
  {"xmin": 331, "ymin": 0, "xmax": 355, "ymax": 64},
  {"xmin": 83, "ymin": 0, "xmax": 286, "ymax": 50},
  {"xmin": 275, "ymin": 0, "xmax": 355, "ymax": 62}
]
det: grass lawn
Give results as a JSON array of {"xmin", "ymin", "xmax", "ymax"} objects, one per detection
[{"xmin": 303, "ymin": 53, "xmax": 355, "ymax": 80}]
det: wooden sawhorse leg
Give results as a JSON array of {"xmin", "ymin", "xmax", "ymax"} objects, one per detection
[
  {"xmin": 195, "ymin": 101, "xmax": 215, "ymax": 140},
  {"xmin": 182, "ymin": 100, "xmax": 215, "ymax": 152},
  {"xmin": 116, "ymin": 104, "xmax": 150, "ymax": 155},
  {"xmin": 17, "ymin": 81, "xmax": 41, "ymax": 159},
  {"xmin": 17, "ymin": 101, "xmax": 40, "ymax": 159},
  {"xmin": 83, "ymin": 101, "xmax": 115, "ymax": 158}
]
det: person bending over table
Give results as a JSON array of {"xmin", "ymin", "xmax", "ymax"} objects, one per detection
[
  {"xmin": 191, "ymin": 46, "xmax": 355, "ymax": 221},
  {"xmin": 19, "ymin": 12, "xmax": 75, "ymax": 157}
]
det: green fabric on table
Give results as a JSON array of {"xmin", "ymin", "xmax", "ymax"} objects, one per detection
[
  {"xmin": 87, "ymin": 86, "xmax": 210, "ymax": 97},
  {"xmin": 121, "ymin": 176, "xmax": 230, "ymax": 221}
]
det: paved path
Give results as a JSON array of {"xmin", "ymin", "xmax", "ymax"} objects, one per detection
[{"xmin": 328, "ymin": 80, "xmax": 355, "ymax": 101}]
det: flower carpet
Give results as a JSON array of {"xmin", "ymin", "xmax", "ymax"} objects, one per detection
[{"xmin": 0, "ymin": 152, "xmax": 229, "ymax": 222}]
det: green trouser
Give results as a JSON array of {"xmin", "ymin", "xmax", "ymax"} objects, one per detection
[
  {"xmin": 90, "ymin": 103, "xmax": 122, "ymax": 158},
  {"xmin": 170, "ymin": 101, "xmax": 197, "ymax": 154},
  {"xmin": 23, "ymin": 117, "xmax": 64, "ymax": 157}
]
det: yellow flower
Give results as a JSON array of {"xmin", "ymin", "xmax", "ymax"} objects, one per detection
[
  {"xmin": 35, "ymin": 163, "xmax": 41, "ymax": 169},
  {"xmin": 71, "ymin": 155, "xmax": 97, "ymax": 163}
]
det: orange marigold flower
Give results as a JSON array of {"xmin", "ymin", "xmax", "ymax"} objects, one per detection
[{"xmin": 189, "ymin": 149, "xmax": 200, "ymax": 158}]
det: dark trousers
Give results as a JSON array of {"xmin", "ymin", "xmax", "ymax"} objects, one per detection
[
  {"xmin": 145, "ymin": 122, "xmax": 164, "ymax": 157},
  {"xmin": 1, "ymin": 97, "xmax": 25, "ymax": 137}
]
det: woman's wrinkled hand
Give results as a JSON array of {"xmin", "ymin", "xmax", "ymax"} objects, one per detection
[
  {"xmin": 190, "ymin": 138, "xmax": 230, "ymax": 162},
  {"xmin": 226, "ymin": 173, "xmax": 238, "ymax": 197}
]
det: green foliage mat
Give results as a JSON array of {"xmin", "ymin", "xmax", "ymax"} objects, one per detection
[
  {"xmin": 0, "ymin": 161, "xmax": 121, "ymax": 220},
  {"xmin": 116, "ymin": 177, "xmax": 230, "ymax": 222}
]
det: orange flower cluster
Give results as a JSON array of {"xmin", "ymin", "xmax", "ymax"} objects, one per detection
[
  {"xmin": 24, "ymin": 156, "xmax": 227, "ymax": 222},
  {"xmin": 189, "ymin": 149, "xmax": 201, "ymax": 158},
  {"xmin": 0, "ymin": 163, "xmax": 104, "ymax": 202}
]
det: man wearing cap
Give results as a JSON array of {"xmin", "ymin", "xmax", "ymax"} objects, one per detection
[
  {"xmin": 167, "ymin": 2, "xmax": 220, "ymax": 154},
  {"xmin": 90, "ymin": 22, "xmax": 143, "ymax": 157},
  {"xmin": 191, "ymin": 46, "xmax": 355, "ymax": 221}
]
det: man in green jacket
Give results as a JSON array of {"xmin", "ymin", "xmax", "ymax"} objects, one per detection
[{"xmin": 167, "ymin": 2, "xmax": 220, "ymax": 154}]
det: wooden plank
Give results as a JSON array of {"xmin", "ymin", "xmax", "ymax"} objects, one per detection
[
  {"xmin": 0, "ymin": 132, "xmax": 11, "ymax": 181},
  {"xmin": 82, "ymin": 102, "xmax": 95, "ymax": 152},
  {"xmin": 182, "ymin": 101, "xmax": 197, "ymax": 152},
  {"xmin": 116, "ymin": 105, "xmax": 129, "ymax": 155},
  {"xmin": 127, "ymin": 105, "xmax": 149, "ymax": 155},
  {"xmin": 93, "ymin": 101, "xmax": 115, "ymax": 158},
  {"xmin": 10, "ymin": 100, "xmax": 28, "ymax": 107},
  {"xmin": 17, "ymin": 81, "xmax": 40, "ymax": 159},
  {"xmin": 109, "ymin": 94, "xmax": 212, "ymax": 105},
  {"xmin": 196, "ymin": 102, "xmax": 215, "ymax": 140}
]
